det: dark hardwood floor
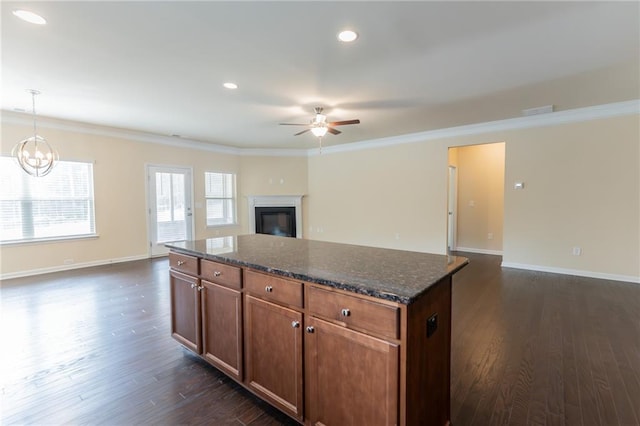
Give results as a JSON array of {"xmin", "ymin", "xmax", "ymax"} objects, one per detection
[{"xmin": 1, "ymin": 252, "xmax": 638, "ymax": 425}]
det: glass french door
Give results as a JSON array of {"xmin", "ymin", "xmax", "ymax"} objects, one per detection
[{"xmin": 147, "ymin": 165, "xmax": 193, "ymax": 256}]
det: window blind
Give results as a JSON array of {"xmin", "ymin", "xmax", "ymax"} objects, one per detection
[
  {"xmin": 0, "ymin": 157, "xmax": 96, "ymax": 243},
  {"xmin": 205, "ymin": 172, "xmax": 236, "ymax": 226}
]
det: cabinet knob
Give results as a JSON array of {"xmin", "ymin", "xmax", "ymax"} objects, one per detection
[
  {"xmin": 341, "ymin": 308, "xmax": 351, "ymax": 317},
  {"xmin": 177, "ymin": 260, "xmax": 185, "ymax": 266},
  {"xmin": 214, "ymin": 271, "xmax": 222, "ymax": 277},
  {"xmin": 265, "ymin": 285, "xmax": 273, "ymax": 293},
  {"xmin": 291, "ymin": 321, "xmax": 300, "ymax": 328},
  {"xmin": 306, "ymin": 326, "xmax": 315, "ymax": 334},
  {"xmin": 197, "ymin": 286, "xmax": 204, "ymax": 292},
  {"xmin": 190, "ymin": 283, "xmax": 197, "ymax": 289}
]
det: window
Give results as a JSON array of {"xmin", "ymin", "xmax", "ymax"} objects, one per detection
[
  {"xmin": 0, "ymin": 157, "xmax": 96, "ymax": 243},
  {"xmin": 205, "ymin": 172, "xmax": 236, "ymax": 226}
]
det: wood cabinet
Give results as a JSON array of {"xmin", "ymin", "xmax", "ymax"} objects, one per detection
[
  {"xmin": 169, "ymin": 249, "xmax": 457, "ymax": 426},
  {"xmin": 170, "ymin": 269, "xmax": 201, "ymax": 354},
  {"xmin": 201, "ymin": 280, "xmax": 243, "ymax": 380},
  {"xmin": 305, "ymin": 285, "xmax": 401, "ymax": 426},
  {"xmin": 244, "ymin": 273, "xmax": 304, "ymax": 421},
  {"xmin": 305, "ymin": 316, "xmax": 399, "ymax": 426},
  {"xmin": 200, "ymin": 259, "xmax": 243, "ymax": 381},
  {"xmin": 170, "ymin": 255, "xmax": 243, "ymax": 382}
]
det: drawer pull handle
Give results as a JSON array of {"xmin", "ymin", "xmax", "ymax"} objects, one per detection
[
  {"xmin": 214, "ymin": 271, "xmax": 222, "ymax": 277},
  {"xmin": 341, "ymin": 308, "xmax": 351, "ymax": 317},
  {"xmin": 265, "ymin": 286, "xmax": 273, "ymax": 293},
  {"xmin": 306, "ymin": 326, "xmax": 315, "ymax": 334},
  {"xmin": 177, "ymin": 260, "xmax": 185, "ymax": 266},
  {"xmin": 291, "ymin": 321, "xmax": 300, "ymax": 328}
]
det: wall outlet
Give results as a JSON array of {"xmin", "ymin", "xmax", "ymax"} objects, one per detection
[
  {"xmin": 468, "ymin": 200, "xmax": 475, "ymax": 207},
  {"xmin": 63, "ymin": 259, "xmax": 74, "ymax": 265},
  {"xmin": 487, "ymin": 233, "xmax": 493, "ymax": 240},
  {"xmin": 572, "ymin": 247, "xmax": 582, "ymax": 256},
  {"xmin": 395, "ymin": 233, "xmax": 400, "ymax": 240}
]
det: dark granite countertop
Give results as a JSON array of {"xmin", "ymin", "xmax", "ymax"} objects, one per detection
[{"xmin": 166, "ymin": 234, "xmax": 468, "ymax": 305}]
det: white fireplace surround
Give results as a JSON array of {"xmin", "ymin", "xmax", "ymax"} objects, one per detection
[{"xmin": 247, "ymin": 195, "xmax": 303, "ymax": 239}]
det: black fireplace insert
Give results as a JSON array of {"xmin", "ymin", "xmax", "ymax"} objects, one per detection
[{"xmin": 255, "ymin": 207, "xmax": 296, "ymax": 238}]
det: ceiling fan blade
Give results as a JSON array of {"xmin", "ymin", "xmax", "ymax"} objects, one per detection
[
  {"xmin": 280, "ymin": 123, "xmax": 309, "ymax": 126},
  {"xmin": 328, "ymin": 119, "xmax": 360, "ymax": 126},
  {"xmin": 327, "ymin": 127, "xmax": 342, "ymax": 135},
  {"xmin": 294, "ymin": 129, "xmax": 311, "ymax": 136}
]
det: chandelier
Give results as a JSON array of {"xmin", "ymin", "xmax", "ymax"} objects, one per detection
[{"xmin": 12, "ymin": 89, "xmax": 58, "ymax": 177}]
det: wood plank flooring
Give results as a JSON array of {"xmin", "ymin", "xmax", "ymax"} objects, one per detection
[
  {"xmin": 1, "ymin": 252, "xmax": 638, "ymax": 425},
  {"xmin": 450, "ymin": 253, "xmax": 640, "ymax": 426}
]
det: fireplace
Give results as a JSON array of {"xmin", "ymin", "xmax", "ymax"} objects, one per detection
[
  {"xmin": 255, "ymin": 207, "xmax": 296, "ymax": 237},
  {"xmin": 247, "ymin": 195, "xmax": 303, "ymax": 239}
]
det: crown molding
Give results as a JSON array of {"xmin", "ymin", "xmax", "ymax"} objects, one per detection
[
  {"xmin": 312, "ymin": 99, "xmax": 639, "ymax": 156},
  {"xmin": 3, "ymin": 99, "xmax": 638, "ymax": 158}
]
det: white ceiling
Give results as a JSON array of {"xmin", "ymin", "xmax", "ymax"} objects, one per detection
[{"xmin": 2, "ymin": 1, "xmax": 639, "ymax": 150}]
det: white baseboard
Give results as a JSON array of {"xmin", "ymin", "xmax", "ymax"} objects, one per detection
[
  {"xmin": 454, "ymin": 247, "xmax": 504, "ymax": 256},
  {"xmin": 0, "ymin": 254, "xmax": 152, "ymax": 280},
  {"xmin": 501, "ymin": 262, "xmax": 640, "ymax": 284}
]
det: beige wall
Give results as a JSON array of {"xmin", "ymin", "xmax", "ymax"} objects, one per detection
[
  {"xmin": 306, "ymin": 114, "xmax": 639, "ymax": 280},
  {"xmin": 307, "ymin": 142, "xmax": 449, "ymax": 253},
  {"xmin": 502, "ymin": 116, "xmax": 639, "ymax": 277},
  {"xmin": 2, "ymin": 112, "xmax": 638, "ymax": 282},
  {"xmin": 238, "ymin": 155, "xmax": 309, "ymax": 235},
  {"xmin": 0, "ymin": 122, "xmax": 308, "ymax": 277},
  {"xmin": 450, "ymin": 143, "xmax": 505, "ymax": 253}
]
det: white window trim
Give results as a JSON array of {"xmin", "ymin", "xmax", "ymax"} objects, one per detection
[
  {"xmin": 0, "ymin": 157, "xmax": 97, "ymax": 244},
  {"xmin": 205, "ymin": 172, "xmax": 237, "ymax": 227}
]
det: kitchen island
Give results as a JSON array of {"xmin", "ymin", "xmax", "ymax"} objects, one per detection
[{"xmin": 166, "ymin": 234, "xmax": 468, "ymax": 426}]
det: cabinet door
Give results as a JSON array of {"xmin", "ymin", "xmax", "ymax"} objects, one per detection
[
  {"xmin": 306, "ymin": 317, "xmax": 399, "ymax": 426},
  {"xmin": 201, "ymin": 280, "xmax": 243, "ymax": 381},
  {"xmin": 244, "ymin": 295, "xmax": 303, "ymax": 421},
  {"xmin": 170, "ymin": 270, "xmax": 201, "ymax": 354}
]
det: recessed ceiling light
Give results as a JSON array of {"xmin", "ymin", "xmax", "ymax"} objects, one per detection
[
  {"xmin": 13, "ymin": 10, "xmax": 47, "ymax": 25},
  {"xmin": 223, "ymin": 82, "xmax": 238, "ymax": 90},
  {"xmin": 337, "ymin": 30, "xmax": 358, "ymax": 43}
]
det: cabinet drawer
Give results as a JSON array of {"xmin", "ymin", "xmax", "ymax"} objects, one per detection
[
  {"xmin": 244, "ymin": 270, "xmax": 303, "ymax": 309},
  {"xmin": 307, "ymin": 286, "xmax": 400, "ymax": 340},
  {"xmin": 169, "ymin": 252, "xmax": 199, "ymax": 276},
  {"xmin": 201, "ymin": 259, "xmax": 242, "ymax": 289}
]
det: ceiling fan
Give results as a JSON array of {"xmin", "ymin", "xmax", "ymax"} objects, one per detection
[{"xmin": 280, "ymin": 107, "xmax": 360, "ymax": 139}]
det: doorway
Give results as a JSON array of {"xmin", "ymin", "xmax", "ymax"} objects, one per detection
[
  {"xmin": 146, "ymin": 165, "xmax": 194, "ymax": 257},
  {"xmin": 448, "ymin": 142, "xmax": 505, "ymax": 255}
]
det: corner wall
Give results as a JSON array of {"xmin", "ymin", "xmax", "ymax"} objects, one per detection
[
  {"xmin": 0, "ymin": 121, "xmax": 309, "ymax": 278},
  {"xmin": 306, "ymin": 114, "xmax": 639, "ymax": 282}
]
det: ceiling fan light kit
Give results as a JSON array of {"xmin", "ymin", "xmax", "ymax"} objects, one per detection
[
  {"xmin": 311, "ymin": 126, "xmax": 328, "ymax": 138},
  {"xmin": 280, "ymin": 106, "xmax": 360, "ymax": 152}
]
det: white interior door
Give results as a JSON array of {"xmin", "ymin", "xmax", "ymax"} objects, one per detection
[
  {"xmin": 447, "ymin": 165, "xmax": 458, "ymax": 252},
  {"xmin": 147, "ymin": 165, "xmax": 193, "ymax": 257}
]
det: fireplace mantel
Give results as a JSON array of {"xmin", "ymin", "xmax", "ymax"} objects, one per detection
[{"xmin": 247, "ymin": 195, "xmax": 303, "ymax": 238}]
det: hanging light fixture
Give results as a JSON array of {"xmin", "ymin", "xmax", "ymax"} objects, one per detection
[{"xmin": 12, "ymin": 89, "xmax": 58, "ymax": 177}]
